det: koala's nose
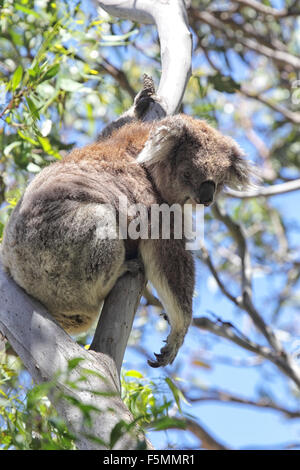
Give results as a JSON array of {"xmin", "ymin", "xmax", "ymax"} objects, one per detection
[{"xmin": 198, "ymin": 180, "xmax": 215, "ymax": 206}]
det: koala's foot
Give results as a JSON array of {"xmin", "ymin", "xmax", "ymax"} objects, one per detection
[
  {"xmin": 160, "ymin": 312, "xmax": 170, "ymax": 324},
  {"xmin": 148, "ymin": 331, "xmax": 185, "ymax": 368},
  {"xmin": 134, "ymin": 73, "xmax": 166, "ymax": 121}
]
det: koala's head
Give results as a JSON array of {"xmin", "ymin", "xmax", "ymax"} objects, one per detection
[{"xmin": 137, "ymin": 114, "xmax": 256, "ymax": 206}]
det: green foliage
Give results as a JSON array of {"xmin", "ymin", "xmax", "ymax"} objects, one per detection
[
  {"xmin": 1, "ymin": 358, "xmax": 183, "ymax": 450},
  {"xmin": 207, "ymin": 73, "xmax": 240, "ymax": 94},
  {"xmin": 121, "ymin": 369, "xmax": 189, "ymax": 434},
  {"xmin": 0, "ymin": 357, "xmax": 75, "ymax": 449}
]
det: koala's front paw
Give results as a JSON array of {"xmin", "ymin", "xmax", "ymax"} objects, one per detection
[{"xmin": 148, "ymin": 332, "xmax": 184, "ymax": 368}]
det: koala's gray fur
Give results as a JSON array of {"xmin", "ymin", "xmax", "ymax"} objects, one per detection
[{"xmin": 1, "ymin": 114, "xmax": 255, "ymax": 367}]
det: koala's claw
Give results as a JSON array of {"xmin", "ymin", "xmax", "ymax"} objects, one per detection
[
  {"xmin": 160, "ymin": 312, "xmax": 170, "ymax": 324},
  {"xmin": 148, "ymin": 349, "xmax": 174, "ymax": 368},
  {"xmin": 148, "ymin": 355, "xmax": 168, "ymax": 368},
  {"xmin": 148, "ymin": 334, "xmax": 181, "ymax": 368}
]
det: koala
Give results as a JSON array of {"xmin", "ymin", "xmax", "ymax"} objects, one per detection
[{"xmin": 1, "ymin": 114, "xmax": 254, "ymax": 367}]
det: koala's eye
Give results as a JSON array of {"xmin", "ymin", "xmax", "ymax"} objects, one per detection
[{"xmin": 183, "ymin": 171, "xmax": 191, "ymax": 180}]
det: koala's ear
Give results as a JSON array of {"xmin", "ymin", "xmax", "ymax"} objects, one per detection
[
  {"xmin": 227, "ymin": 144, "xmax": 260, "ymax": 191},
  {"xmin": 136, "ymin": 117, "xmax": 186, "ymax": 165}
]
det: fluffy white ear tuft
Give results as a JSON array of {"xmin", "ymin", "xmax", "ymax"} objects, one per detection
[
  {"xmin": 136, "ymin": 118, "xmax": 186, "ymax": 165},
  {"xmin": 227, "ymin": 144, "xmax": 261, "ymax": 191}
]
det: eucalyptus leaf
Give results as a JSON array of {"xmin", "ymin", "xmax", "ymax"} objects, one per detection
[
  {"xmin": 27, "ymin": 162, "xmax": 41, "ymax": 173},
  {"xmin": 59, "ymin": 78, "xmax": 83, "ymax": 92},
  {"xmin": 4, "ymin": 141, "xmax": 22, "ymax": 157},
  {"xmin": 15, "ymin": 3, "xmax": 40, "ymax": 19},
  {"xmin": 26, "ymin": 97, "xmax": 40, "ymax": 120},
  {"xmin": 102, "ymin": 29, "xmax": 139, "ymax": 42},
  {"xmin": 11, "ymin": 65, "xmax": 23, "ymax": 91},
  {"xmin": 41, "ymin": 64, "xmax": 60, "ymax": 82},
  {"xmin": 208, "ymin": 73, "xmax": 240, "ymax": 93}
]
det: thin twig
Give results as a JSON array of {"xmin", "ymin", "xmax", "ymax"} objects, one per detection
[
  {"xmin": 211, "ymin": 203, "xmax": 284, "ymax": 353},
  {"xmin": 200, "ymin": 246, "xmax": 241, "ymax": 307},
  {"xmin": 189, "ymin": 388, "xmax": 300, "ymax": 419},
  {"xmin": 239, "ymin": 88, "xmax": 300, "ymax": 125},
  {"xmin": 193, "ymin": 316, "xmax": 300, "ymax": 389},
  {"xmin": 198, "ymin": 42, "xmax": 300, "ymax": 126},
  {"xmin": 190, "ymin": 9, "xmax": 300, "ymax": 70},
  {"xmin": 226, "ymin": 179, "xmax": 300, "ymax": 199},
  {"xmin": 233, "ymin": 0, "xmax": 300, "ymax": 18},
  {"xmin": 165, "ymin": 416, "xmax": 229, "ymax": 450},
  {"xmin": 193, "ymin": 316, "xmax": 273, "ymax": 358}
]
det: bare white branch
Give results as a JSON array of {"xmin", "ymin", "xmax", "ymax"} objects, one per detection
[
  {"xmin": 97, "ymin": 0, "xmax": 192, "ymax": 117},
  {"xmin": 226, "ymin": 178, "xmax": 300, "ymax": 199}
]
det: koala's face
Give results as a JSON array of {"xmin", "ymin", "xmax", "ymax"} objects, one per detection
[
  {"xmin": 137, "ymin": 114, "xmax": 256, "ymax": 206},
  {"xmin": 175, "ymin": 135, "xmax": 237, "ymax": 206}
]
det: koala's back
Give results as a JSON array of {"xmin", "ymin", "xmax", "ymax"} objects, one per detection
[{"xmin": 1, "ymin": 123, "xmax": 155, "ymax": 333}]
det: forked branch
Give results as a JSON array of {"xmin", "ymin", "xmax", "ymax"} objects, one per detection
[{"xmin": 97, "ymin": 0, "xmax": 192, "ymax": 119}]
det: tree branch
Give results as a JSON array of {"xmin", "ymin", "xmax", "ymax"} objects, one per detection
[
  {"xmin": 207, "ymin": 8, "xmax": 289, "ymax": 54},
  {"xmin": 193, "ymin": 316, "xmax": 300, "ymax": 389},
  {"xmin": 200, "ymin": 246, "xmax": 241, "ymax": 307},
  {"xmin": 190, "ymin": 9, "xmax": 300, "ymax": 70},
  {"xmin": 211, "ymin": 203, "xmax": 283, "ymax": 352},
  {"xmin": 196, "ymin": 38, "xmax": 300, "ymax": 125},
  {"xmin": 193, "ymin": 316, "xmax": 272, "ymax": 358},
  {"xmin": 226, "ymin": 179, "xmax": 300, "ymax": 199},
  {"xmin": 198, "ymin": 201, "xmax": 300, "ymax": 388},
  {"xmin": 239, "ymin": 88, "xmax": 300, "ymax": 125},
  {"xmin": 189, "ymin": 388, "xmax": 300, "ymax": 419},
  {"xmin": 90, "ymin": 264, "xmax": 146, "ymax": 377},
  {"xmin": 97, "ymin": 0, "xmax": 192, "ymax": 118},
  {"xmin": 233, "ymin": 0, "xmax": 300, "ymax": 18},
  {"xmin": 0, "ymin": 259, "xmax": 150, "ymax": 450},
  {"xmin": 167, "ymin": 416, "xmax": 229, "ymax": 450}
]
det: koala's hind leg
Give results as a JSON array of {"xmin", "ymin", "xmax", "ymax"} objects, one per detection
[{"xmin": 139, "ymin": 238, "xmax": 195, "ymax": 367}]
